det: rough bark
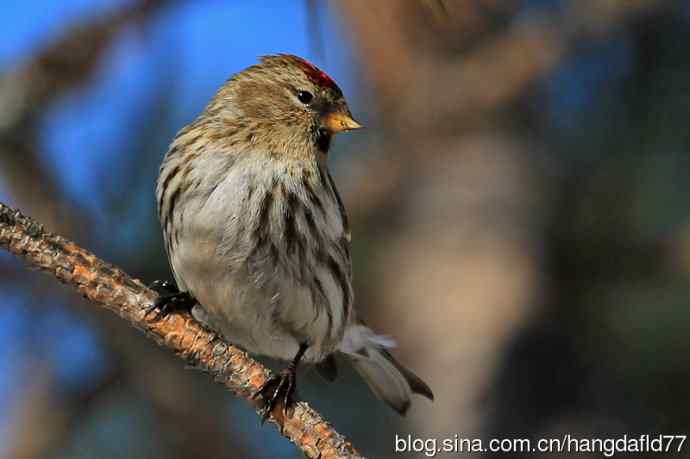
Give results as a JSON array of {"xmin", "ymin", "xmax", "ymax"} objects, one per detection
[{"xmin": 0, "ymin": 200, "xmax": 363, "ymax": 459}]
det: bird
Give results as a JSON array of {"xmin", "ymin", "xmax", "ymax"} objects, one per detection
[{"xmin": 152, "ymin": 54, "xmax": 432, "ymax": 420}]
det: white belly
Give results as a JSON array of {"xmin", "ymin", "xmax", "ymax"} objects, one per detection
[{"xmin": 164, "ymin": 155, "xmax": 351, "ymax": 363}]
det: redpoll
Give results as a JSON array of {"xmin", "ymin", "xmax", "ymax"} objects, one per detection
[{"xmin": 153, "ymin": 55, "xmax": 432, "ymax": 418}]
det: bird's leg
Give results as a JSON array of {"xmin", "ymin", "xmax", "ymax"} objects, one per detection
[
  {"xmin": 145, "ymin": 279, "xmax": 196, "ymax": 320},
  {"xmin": 253, "ymin": 343, "xmax": 308, "ymax": 424}
]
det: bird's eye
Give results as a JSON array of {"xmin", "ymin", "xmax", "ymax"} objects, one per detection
[{"xmin": 297, "ymin": 90, "xmax": 313, "ymax": 104}]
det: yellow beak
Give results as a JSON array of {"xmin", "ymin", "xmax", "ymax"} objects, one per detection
[{"xmin": 322, "ymin": 112, "xmax": 363, "ymax": 133}]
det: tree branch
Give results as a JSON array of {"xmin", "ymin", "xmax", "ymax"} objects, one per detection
[
  {"xmin": 337, "ymin": 0, "xmax": 673, "ymax": 222},
  {"xmin": 0, "ymin": 0, "xmax": 173, "ymax": 133},
  {"xmin": 0, "ymin": 200, "xmax": 363, "ymax": 459},
  {"xmin": 0, "ymin": 0, "xmax": 175, "ymax": 232}
]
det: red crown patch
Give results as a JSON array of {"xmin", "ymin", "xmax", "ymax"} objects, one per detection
[{"xmin": 293, "ymin": 57, "xmax": 336, "ymax": 89}]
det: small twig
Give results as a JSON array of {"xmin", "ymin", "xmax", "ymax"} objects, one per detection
[{"xmin": 0, "ymin": 201, "xmax": 363, "ymax": 459}]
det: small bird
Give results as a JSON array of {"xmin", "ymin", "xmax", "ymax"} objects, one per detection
[{"xmin": 153, "ymin": 54, "xmax": 432, "ymax": 419}]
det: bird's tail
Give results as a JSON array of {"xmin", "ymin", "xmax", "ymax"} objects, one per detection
[{"xmin": 338, "ymin": 323, "xmax": 433, "ymax": 415}]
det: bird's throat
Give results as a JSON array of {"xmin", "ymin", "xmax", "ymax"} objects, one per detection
[{"xmin": 315, "ymin": 127, "xmax": 331, "ymax": 154}]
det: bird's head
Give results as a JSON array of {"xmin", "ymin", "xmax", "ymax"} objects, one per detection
[{"xmin": 205, "ymin": 54, "xmax": 361, "ymax": 157}]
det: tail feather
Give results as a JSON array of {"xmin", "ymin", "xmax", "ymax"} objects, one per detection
[
  {"xmin": 380, "ymin": 348, "xmax": 434, "ymax": 401},
  {"xmin": 339, "ymin": 324, "xmax": 433, "ymax": 415}
]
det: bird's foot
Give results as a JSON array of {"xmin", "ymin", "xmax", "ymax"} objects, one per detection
[
  {"xmin": 253, "ymin": 367, "xmax": 298, "ymax": 425},
  {"xmin": 145, "ymin": 280, "xmax": 195, "ymax": 320},
  {"xmin": 148, "ymin": 279, "xmax": 179, "ymax": 295}
]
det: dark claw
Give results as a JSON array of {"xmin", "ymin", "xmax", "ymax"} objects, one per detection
[
  {"xmin": 252, "ymin": 368, "xmax": 298, "ymax": 424},
  {"xmin": 148, "ymin": 279, "xmax": 179, "ymax": 295},
  {"xmin": 144, "ymin": 290, "xmax": 195, "ymax": 320}
]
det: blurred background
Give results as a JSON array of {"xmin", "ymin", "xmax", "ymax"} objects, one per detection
[{"xmin": 1, "ymin": 0, "xmax": 690, "ymax": 458}]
